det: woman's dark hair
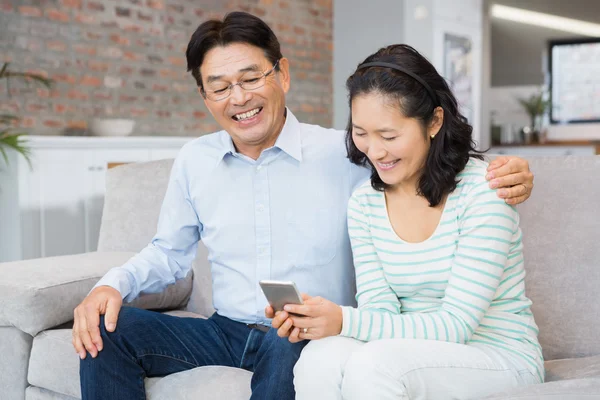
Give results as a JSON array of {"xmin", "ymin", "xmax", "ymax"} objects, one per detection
[
  {"xmin": 345, "ymin": 44, "xmax": 483, "ymax": 207},
  {"xmin": 186, "ymin": 11, "xmax": 282, "ymax": 89}
]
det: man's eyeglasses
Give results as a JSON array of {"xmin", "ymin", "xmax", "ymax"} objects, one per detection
[{"xmin": 202, "ymin": 60, "xmax": 280, "ymax": 101}]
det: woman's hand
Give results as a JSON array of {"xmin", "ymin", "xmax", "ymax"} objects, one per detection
[
  {"xmin": 266, "ymin": 293, "xmax": 310, "ymax": 343},
  {"xmin": 283, "ymin": 294, "xmax": 344, "ymax": 342},
  {"xmin": 487, "ymin": 156, "xmax": 534, "ymax": 205}
]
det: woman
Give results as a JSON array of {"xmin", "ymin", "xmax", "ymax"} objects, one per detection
[{"xmin": 279, "ymin": 44, "xmax": 543, "ymax": 399}]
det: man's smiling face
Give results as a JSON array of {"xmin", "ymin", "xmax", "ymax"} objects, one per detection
[{"xmin": 200, "ymin": 43, "xmax": 290, "ymax": 156}]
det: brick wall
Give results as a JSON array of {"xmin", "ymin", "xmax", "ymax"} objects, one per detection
[{"xmin": 0, "ymin": 0, "xmax": 333, "ymax": 136}]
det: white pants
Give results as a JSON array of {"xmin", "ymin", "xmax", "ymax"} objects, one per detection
[{"xmin": 294, "ymin": 336, "xmax": 539, "ymax": 400}]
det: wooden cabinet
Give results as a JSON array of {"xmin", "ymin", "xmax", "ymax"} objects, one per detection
[{"xmin": 0, "ymin": 136, "xmax": 192, "ymax": 262}]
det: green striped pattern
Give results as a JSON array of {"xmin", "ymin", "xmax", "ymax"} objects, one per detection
[{"xmin": 340, "ymin": 158, "xmax": 544, "ymax": 381}]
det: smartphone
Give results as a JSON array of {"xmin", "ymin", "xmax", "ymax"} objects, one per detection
[{"xmin": 259, "ymin": 280, "xmax": 304, "ymax": 312}]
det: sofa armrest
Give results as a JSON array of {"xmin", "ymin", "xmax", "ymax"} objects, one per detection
[{"xmin": 0, "ymin": 252, "xmax": 193, "ymax": 336}]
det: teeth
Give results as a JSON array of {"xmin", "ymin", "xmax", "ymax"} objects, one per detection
[
  {"xmin": 378, "ymin": 160, "xmax": 398, "ymax": 168},
  {"xmin": 234, "ymin": 108, "xmax": 260, "ymax": 121}
]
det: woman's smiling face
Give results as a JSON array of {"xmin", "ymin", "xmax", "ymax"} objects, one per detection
[{"xmin": 351, "ymin": 92, "xmax": 442, "ymax": 190}]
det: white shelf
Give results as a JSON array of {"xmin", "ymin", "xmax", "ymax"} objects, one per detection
[
  {"xmin": 489, "ymin": 145, "xmax": 596, "ymax": 156},
  {"xmin": 0, "ymin": 137, "xmax": 191, "ymax": 262},
  {"xmin": 23, "ymin": 135, "xmax": 194, "ymax": 149}
]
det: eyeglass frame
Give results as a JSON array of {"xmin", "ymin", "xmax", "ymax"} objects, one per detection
[{"xmin": 200, "ymin": 59, "xmax": 281, "ymax": 101}]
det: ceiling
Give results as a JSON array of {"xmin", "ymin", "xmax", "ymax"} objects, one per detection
[
  {"xmin": 490, "ymin": 0, "xmax": 600, "ymax": 24},
  {"xmin": 487, "ymin": 0, "xmax": 600, "ymax": 86}
]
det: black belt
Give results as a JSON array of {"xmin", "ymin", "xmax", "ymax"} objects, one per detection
[{"xmin": 247, "ymin": 323, "xmax": 271, "ymax": 333}]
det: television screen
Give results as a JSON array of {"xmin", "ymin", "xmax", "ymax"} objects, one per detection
[{"xmin": 549, "ymin": 38, "xmax": 600, "ymax": 124}]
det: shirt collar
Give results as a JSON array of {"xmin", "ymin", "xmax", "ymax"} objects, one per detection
[
  {"xmin": 217, "ymin": 130, "xmax": 237, "ymax": 160},
  {"xmin": 216, "ymin": 107, "xmax": 302, "ymax": 163},
  {"xmin": 274, "ymin": 108, "xmax": 302, "ymax": 162}
]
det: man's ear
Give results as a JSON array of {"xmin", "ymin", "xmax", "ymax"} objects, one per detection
[
  {"xmin": 198, "ymin": 87, "xmax": 208, "ymax": 108},
  {"xmin": 198, "ymin": 87, "xmax": 216, "ymax": 119},
  {"xmin": 277, "ymin": 57, "xmax": 291, "ymax": 94}
]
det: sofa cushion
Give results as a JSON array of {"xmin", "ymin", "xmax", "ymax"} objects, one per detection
[
  {"xmin": 483, "ymin": 378, "xmax": 600, "ymax": 399},
  {"xmin": 96, "ymin": 158, "xmax": 215, "ymax": 318},
  {"xmin": 545, "ymin": 355, "xmax": 600, "ymax": 382},
  {"xmin": 185, "ymin": 245, "xmax": 216, "ymax": 318},
  {"xmin": 516, "ymin": 156, "xmax": 600, "ymax": 360},
  {"xmin": 28, "ymin": 310, "xmax": 247, "ymax": 400},
  {"xmin": 97, "ymin": 159, "xmax": 174, "ymax": 253},
  {"xmin": 0, "ymin": 252, "xmax": 135, "ymax": 336},
  {"xmin": 28, "ymin": 329, "xmax": 84, "ymax": 398},
  {"xmin": 0, "ymin": 252, "xmax": 193, "ymax": 337},
  {"xmin": 146, "ymin": 366, "xmax": 251, "ymax": 399},
  {"xmin": 26, "ymin": 386, "xmax": 78, "ymax": 400},
  {"xmin": 0, "ymin": 327, "xmax": 33, "ymax": 400},
  {"xmin": 127, "ymin": 271, "xmax": 194, "ymax": 313}
]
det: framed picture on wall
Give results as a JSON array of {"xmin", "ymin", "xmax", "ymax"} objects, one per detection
[
  {"xmin": 432, "ymin": 18, "xmax": 482, "ymax": 144},
  {"xmin": 444, "ymin": 33, "xmax": 474, "ymax": 124}
]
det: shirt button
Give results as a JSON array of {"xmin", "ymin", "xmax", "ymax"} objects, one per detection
[
  {"xmin": 257, "ymin": 204, "xmax": 265, "ymax": 212},
  {"xmin": 256, "ymin": 165, "xmax": 263, "ymax": 171},
  {"xmin": 258, "ymin": 247, "xmax": 266, "ymax": 254}
]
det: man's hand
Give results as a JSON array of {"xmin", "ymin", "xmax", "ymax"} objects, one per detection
[
  {"xmin": 487, "ymin": 156, "xmax": 534, "ymax": 205},
  {"xmin": 72, "ymin": 286, "xmax": 122, "ymax": 360}
]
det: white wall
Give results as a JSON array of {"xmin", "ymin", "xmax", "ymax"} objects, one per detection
[
  {"xmin": 333, "ymin": 0, "xmax": 405, "ymax": 129},
  {"xmin": 333, "ymin": 0, "xmax": 485, "ymax": 148},
  {"xmin": 404, "ymin": 0, "xmax": 484, "ymax": 147},
  {"xmin": 402, "ymin": 0, "xmax": 435, "ymax": 61},
  {"xmin": 0, "ymin": 151, "xmax": 21, "ymax": 262},
  {"xmin": 480, "ymin": 0, "xmax": 492, "ymax": 150},
  {"xmin": 489, "ymin": 85, "xmax": 542, "ymax": 131}
]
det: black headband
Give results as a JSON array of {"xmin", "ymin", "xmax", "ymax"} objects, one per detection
[{"xmin": 357, "ymin": 61, "xmax": 440, "ymax": 107}]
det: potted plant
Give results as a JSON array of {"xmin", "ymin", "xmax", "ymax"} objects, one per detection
[
  {"xmin": 517, "ymin": 91, "xmax": 550, "ymax": 144},
  {"xmin": 0, "ymin": 62, "xmax": 52, "ymax": 167}
]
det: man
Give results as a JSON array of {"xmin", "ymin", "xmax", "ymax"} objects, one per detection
[{"xmin": 73, "ymin": 11, "xmax": 534, "ymax": 400}]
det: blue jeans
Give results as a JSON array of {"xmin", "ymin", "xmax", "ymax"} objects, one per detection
[{"xmin": 80, "ymin": 306, "xmax": 306, "ymax": 400}]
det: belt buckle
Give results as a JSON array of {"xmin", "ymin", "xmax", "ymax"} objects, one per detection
[{"xmin": 247, "ymin": 323, "xmax": 270, "ymax": 333}]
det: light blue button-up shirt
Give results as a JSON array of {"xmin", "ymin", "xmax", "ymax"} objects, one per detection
[{"xmin": 95, "ymin": 110, "xmax": 370, "ymax": 325}]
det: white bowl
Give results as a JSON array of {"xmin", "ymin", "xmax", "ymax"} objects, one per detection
[{"xmin": 89, "ymin": 118, "xmax": 135, "ymax": 137}]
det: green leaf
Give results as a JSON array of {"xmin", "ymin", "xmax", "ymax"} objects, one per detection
[
  {"xmin": 0, "ymin": 62, "xmax": 8, "ymax": 79},
  {"xmin": 4, "ymin": 71, "xmax": 53, "ymax": 89},
  {"xmin": 0, "ymin": 63, "xmax": 50, "ymax": 170},
  {"xmin": 0, "ymin": 131, "xmax": 32, "ymax": 167},
  {"xmin": 0, "ymin": 143, "xmax": 8, "ymax": 166},
  {"xmin": 517, "ymin": 92, "xmax": 549, "ymax": 121},
  {"xmin": 0, "ymin": 114, "xmax": 20, "ymax": 125}
]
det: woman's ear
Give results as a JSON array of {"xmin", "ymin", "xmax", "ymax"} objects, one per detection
[{"xmin": 429, "ymin": 106, "xmax": 444, "ymax": 139}]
